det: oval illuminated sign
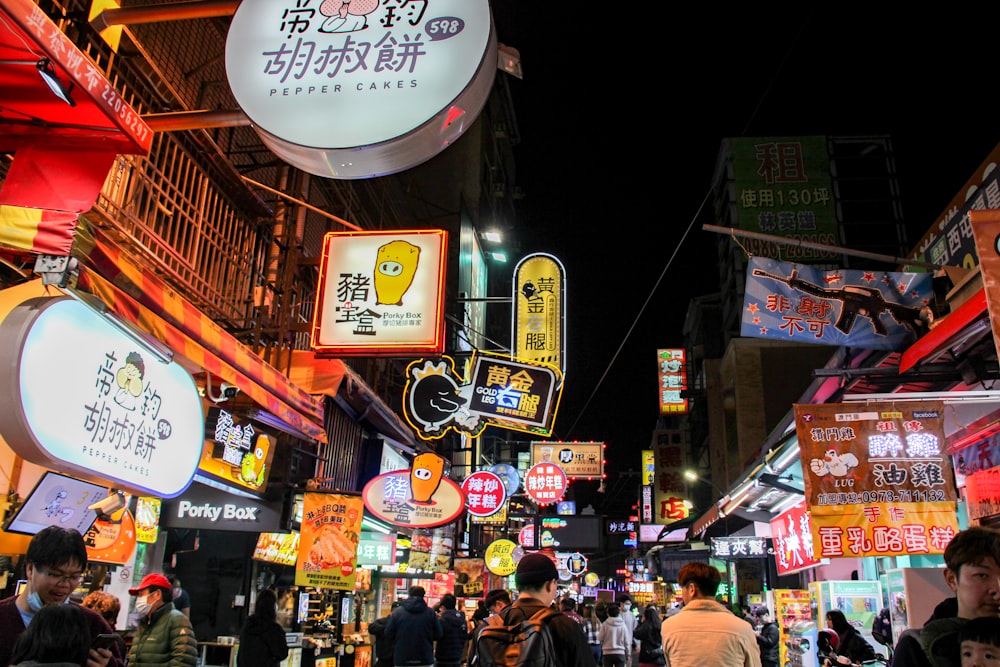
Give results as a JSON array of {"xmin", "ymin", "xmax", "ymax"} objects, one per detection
[
  {"xmin": 225, "ymin": 0, "xmax": 496, "ymax": 179},
  {"xmin": 0, "ymin": 297, "xmax": 204, "ymax": 497},
  {"xmin": 484, "ymin": 539, "xmax": 517, "ymax": 576},
  {"xmin": 362, "ymin": 470, "xmax": 465, "ymax": 528}
]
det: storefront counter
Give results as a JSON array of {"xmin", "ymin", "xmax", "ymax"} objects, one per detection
[
  {"xmin": 199, "ymin": 643, "xmax": 304, "ymax": 667},
  {"xmin": 303, "ymin": 643, "xmax": 372, "ymax": 667}
]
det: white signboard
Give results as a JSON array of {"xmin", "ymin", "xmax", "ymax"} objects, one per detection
[
  {"xmin": 0, "ymin": 297, "xmax": 203, "ymax": 497},
  {"xmin": 312, "ymin": 230, "xmax": 447, "ymax": 355},
  {"xmin": 225, "ymin": 0, "xmax": 496, "ymax": 179}
]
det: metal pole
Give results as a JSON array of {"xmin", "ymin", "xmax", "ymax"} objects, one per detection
[
  {"xmin": 90, "ymin": 0, "xmax": 240, "ymax": 32},
  {"xmin": 702, "ymin": 224, "xmax": 942, "ymax": 270}
]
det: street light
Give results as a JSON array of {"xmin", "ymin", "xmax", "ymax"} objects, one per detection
[{"xmin": 683, "ymin": 469, "xmax": 729, "ymax": 498}]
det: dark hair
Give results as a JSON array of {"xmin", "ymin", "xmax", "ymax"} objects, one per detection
[
  {"xmin": 26, "ymin": 526, "xmax": 88, "ymax": 571},
  {"xmin": 484, "ymin": 589, "xmax": 511, "ymax": 609},
  {"xmin": 560, "ymin": 598, "xmax": 576, "ymax": 612},
  {"xmin": 155, "ymin": 585, "xmax": 174, "ymax": 603},
  {"xmin": 826, "ymin": 610, "xmax": 851, "ymax": 635},
  {"xmin": 440, "ymin": 593, "xmax": 457, "ymax": 610},
  {"xmin": 255, "ymin": 589, "xmax": 278, "ymax": 623},
  {"xmin": 756, "ymin": 607, "xmax": 771, "ymax": 619},
  {"xmin": 82, "ymin": 590, "xmax": 122, "ymax": 627},
  {"xmin": 10, "ymin": 603, "xmax": 91, "ymax": 665},
  {"xmin": 607, "ymin": 603, "xmax": 620, "ymax": 617},
  {"xmin": 643, "ymin": 605, "xmax": 662, "ymax": 625},
  {"xmin": 677, "ymin": 562, "xmax": 721, "ymax": 596},
  {"xmin": 944, "ymin": 526, "xmax": 1000, "ymax": 574},
  {"xmin": 409, "ymin": 586, "xmax": 425, "ymax": 598},
  {"xmin": 959, "ymin": 616, "xmax": 1000, "ymax": 648}
]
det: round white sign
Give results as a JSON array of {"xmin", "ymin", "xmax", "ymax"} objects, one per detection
[{"xmin": 226, "ymin": 0, "xmax": 496, "ymax": 179}]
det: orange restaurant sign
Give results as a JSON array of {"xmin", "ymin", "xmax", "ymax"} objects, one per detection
[
  {"xmin": 295, "ymin": 492, "xmax": 364, "ymax": 590},
  {"xmin": 794, "ymin": 401, "xmax": 958, "ymax": 558}
]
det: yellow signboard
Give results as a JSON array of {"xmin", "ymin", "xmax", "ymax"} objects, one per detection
[
  {"xmin": 530, "ymin": 442, "xmax": 603, "ymax": 479},
  {"xmin": 484, "ymin": 539, "xmax": 517, "ymax": 576},
  {"xmin": 513, "ymin": 254, "xmax": 565, "ymax": 375}
]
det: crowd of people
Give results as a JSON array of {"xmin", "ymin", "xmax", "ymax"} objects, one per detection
[{"xmin": 4, "ymin": 524, "xmax": 1000, "ymax": 667}]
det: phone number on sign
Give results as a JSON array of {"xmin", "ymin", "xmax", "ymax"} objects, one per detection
[{"xmin": 816, "ymin": 489, "xmax": 948, "ymax": 505}]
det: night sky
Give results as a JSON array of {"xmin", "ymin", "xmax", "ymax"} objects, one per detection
[{"xmin": 490, "ymin": 4, "xmax": 1000, "ymax": 490}]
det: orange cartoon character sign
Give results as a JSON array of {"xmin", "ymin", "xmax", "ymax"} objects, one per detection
[{"xmin": 410, "ymin": 452, "xmax": 445, "ymax": 505}]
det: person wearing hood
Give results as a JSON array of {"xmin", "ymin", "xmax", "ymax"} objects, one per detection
[
  {"xmin": 891, "ymin": 527, "xmax": 1000, "ymax": 667},
  {"xmin": 127, "ymin": 573, "xmax": 198, "ymax": 667},
  {"xmin": 598, "ymin": 604, "xmax": 633, "ymax": 667},
  {"xmin": 237, "ymin": 589, "xmax": 288, "ymax": 667},
  {"xmin": 385, "ymin": 586, "xmax": 442, "ymax": 667}
]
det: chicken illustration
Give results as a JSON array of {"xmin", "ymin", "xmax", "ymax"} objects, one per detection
[
  {"xmin": 317, "ymin": 0, "xmax": 379, "ymax": 33},
  {"xmin": 809, "ymin": 449, "xmax": 860, "ymax": 477},
  {"xmin": 114, "ymin": 351, "xmax": 145, "ymax": 410}
]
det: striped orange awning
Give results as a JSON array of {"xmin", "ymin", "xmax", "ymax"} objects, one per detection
[
  {"xmin": 76, "ymin": 266, "xmax": 327, "ymax": 443},
  {"xmin": 0, "ymin": 204, "xmax": 78, "ymax": 255}
]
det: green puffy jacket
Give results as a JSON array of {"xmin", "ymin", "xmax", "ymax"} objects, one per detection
[{"xmin": 128, "ymin": 602, "xmax": 199, "ymax": 667}]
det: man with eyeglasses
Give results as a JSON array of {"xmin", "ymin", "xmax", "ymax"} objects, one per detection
[{"xmin": 0, "ymin": 526, "xmax": 125, "ymax": 667}]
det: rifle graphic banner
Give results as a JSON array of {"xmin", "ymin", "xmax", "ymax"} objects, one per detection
[
  {"xmin": 794, "ymin": 402, "xmax": 959, "ymax": 558},
  {"xmin": 742, "ymin": 257, "xmax": 931, "ymax": 350}
]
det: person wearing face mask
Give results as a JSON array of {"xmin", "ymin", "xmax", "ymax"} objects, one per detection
[
  {"xmin": 0, "ymin": 526, "xmax": 124, "ymax": 667},
  {"xmin": 618, "ymin": 595, "xmax": 638, "ymax": 666},
  {"xmin": 127, "ymin": 573, "xmax": 198, "ymax": 667}
]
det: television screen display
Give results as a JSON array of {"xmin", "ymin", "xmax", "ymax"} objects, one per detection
[{"xmin": 3, "ymin": 471, "xmax": 108, "ymax": 535}]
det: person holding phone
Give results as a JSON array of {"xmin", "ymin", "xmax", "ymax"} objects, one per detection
[{"xmin": 0, "ymin": 527, "xmax": 124, "ymax": 667}]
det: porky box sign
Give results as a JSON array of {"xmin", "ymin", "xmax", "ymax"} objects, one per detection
[{"xmin": 161, "ymin": 483, "xmax": 284, "ymax": 532}]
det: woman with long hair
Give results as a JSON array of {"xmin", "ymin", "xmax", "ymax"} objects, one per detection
[
  {"xmin": 826, "ymin": 609, "xmax": 876, "ymax": 664},
  {"xmin": 237, "ymin": 589, "xmax": 289, "ymax": 667},
  {"xmin": 581, "ymin": 604, "xmax": 603, "ymax": 665},
  {"xmin": 634, "ymin": 605, "xmax": 665, "ymax": 667}
]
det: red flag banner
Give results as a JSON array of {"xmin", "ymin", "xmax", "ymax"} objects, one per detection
[
  {"xmin": 794, "ymin": 401, "xmax": 959, "ymax": 557},
  {"xmin": 0, "ymin": 205, "xmax": 77, "ymax": 255}
]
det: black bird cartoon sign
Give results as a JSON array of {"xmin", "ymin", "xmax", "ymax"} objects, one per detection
[{"xmin": 403, "ymin": 353, "xmax": 562, "ymax": 440}]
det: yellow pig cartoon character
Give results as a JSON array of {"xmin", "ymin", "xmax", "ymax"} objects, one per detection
[{"xmin": 374, "ymin": 240, "xmax": 420, "ymax": 306}]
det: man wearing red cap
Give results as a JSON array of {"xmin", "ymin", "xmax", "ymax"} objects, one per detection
[
  {"xmin": 127, "ymin": 572, "xmax": 199, "ymax": 667},
  {"xmin": 0, "ymin": 526, "xmax": 125, "ymax": 667}
]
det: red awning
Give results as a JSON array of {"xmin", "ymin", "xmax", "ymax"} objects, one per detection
[
  {"xmin": 899, "ymin": 287, "xmax": 989, "ymax": 374},
  {"xmin": 0, "ymin": 0, "xmax": 151, "ymax": 212}
]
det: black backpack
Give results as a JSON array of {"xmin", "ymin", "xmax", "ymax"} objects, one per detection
[
  {"xmin": 474, "ymin": 606, "xmax": 560, "ymax": 667},
  {"xmin": 872, "ymin": 607, "xmax": 892, "ymax": 646}
]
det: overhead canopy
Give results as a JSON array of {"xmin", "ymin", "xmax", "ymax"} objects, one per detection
[{"xmin": 0, "ymin": 0, "xmax": 151, "ymax": 213}]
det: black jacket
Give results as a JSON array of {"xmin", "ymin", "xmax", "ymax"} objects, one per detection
[
  {"xmin": 837, "ymin": 626, "xmax": 876, "ymax": 664},
  {"xmin": 435, "ymin": 609, "xmax": 469, "ymax": 663},
  {"xmin": 890, "ymin": 598, "xmax": 961, "ymax": 667},
  {"xmin": 237, "ymin": 615, "xmax": 289, "ymax": 667},
  {"xmin": 491, "ymin": 599, "xmax": 594, "ymax": 667},
  {"xmin": 385, "ymin": 596, "xmax": 443, "ymax": 666},
  {"xmin": 633, "ymin": 618, "xmax": 663, "ymax": 663},
  {"xmin": 368, "ymin": 614, "xmax": 395, "ymax": 667},
  {"xmin": 755, "ymin": 621, "xmax": 779, "ymax": 665}
]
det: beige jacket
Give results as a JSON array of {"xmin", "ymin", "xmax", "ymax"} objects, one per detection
[{"xmin": 660, "ymin": 599, "xmax": 762, "ymax": 667}]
